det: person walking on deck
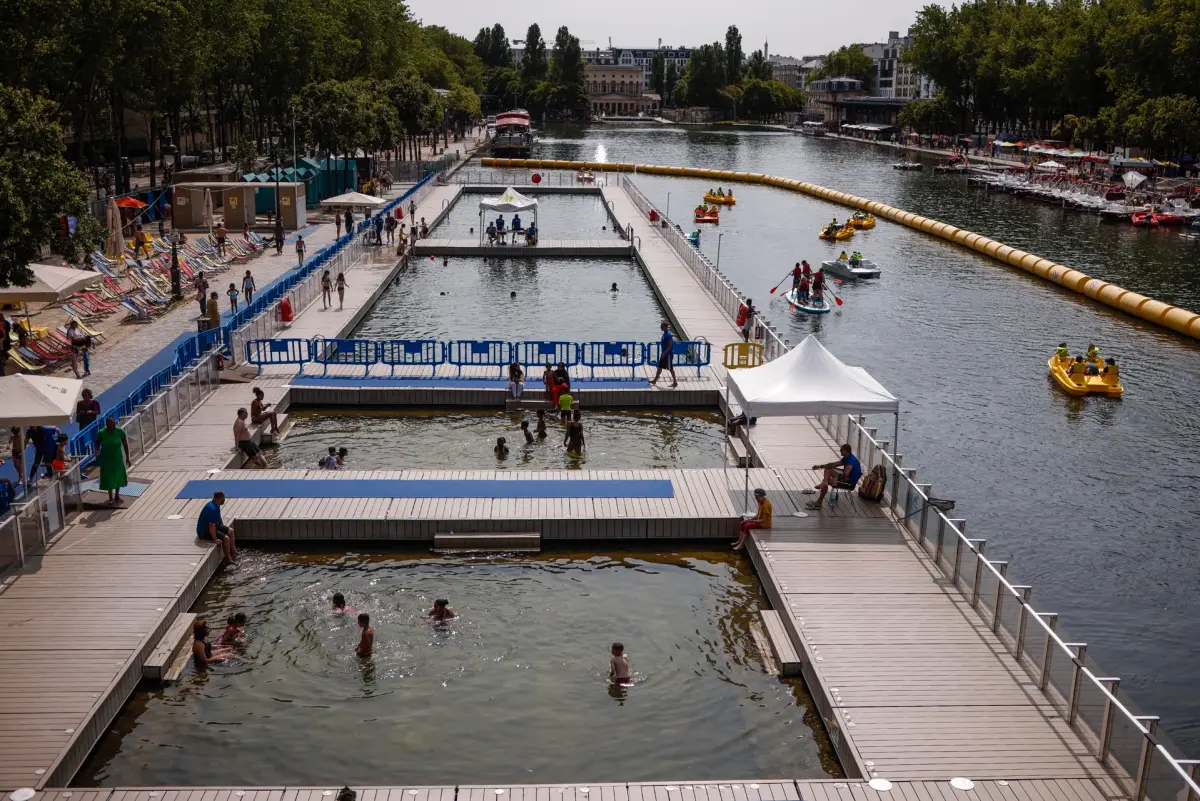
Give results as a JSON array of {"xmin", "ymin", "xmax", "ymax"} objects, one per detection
[
  {"xmin": 96, "ymin": 416, "xmax": 130, "ymax": 506},
  {"xmin": 242, "ymin": 270, "xmax": 256, "ymax": 305},
  {"xmin": 335, "ymin": 272, "xmax": 348, "ymax": 310},
  {"xmin": 295, "ymin": 235, "xmax": 307, "ymax": 266},
  {"xmin": 650, "ymin": 321, "xmax": 678, "ymax": 389}
]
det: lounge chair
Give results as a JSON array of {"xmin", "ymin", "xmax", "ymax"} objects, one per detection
[{"xmin": 6, "ymin": 350, "xmax": 45, "ymax": 372}]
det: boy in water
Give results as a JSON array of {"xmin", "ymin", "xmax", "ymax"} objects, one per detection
[
  {"xmin": 494, "ymin": 437, "xmax": 509, "ymax": 458},
  {"xmin": 521, "ymin": 420, "xmax": 534, "ymax": 444},
  {"xmin": 535, "ymin": 409, "xmax": 548, "ymax": 438},
  {"xmin": 332, "ymin": 592, "xmax": 357, "ymax": 614},
  {"xmin": 355, "ymin": 613, "xmax": 374, "ymax": 657},
  {"xmin": 428, "ymin": 598, "xmax": 456, "ymax": 621},
  {"xmin": 220, "ymin": 613, "xmax": 248, "ymax": 645},
  {"xmin": 610, "ymin": 642, "xmax": 631, "ymax": 685},
  {"xmin": 557, "ymin": 387, "xmax": 574, "ymax": 421}
]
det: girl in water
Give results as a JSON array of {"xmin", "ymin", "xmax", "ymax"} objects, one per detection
[{"xmin": 563, "ymin": 409, "xmax": 585, "ymax": 455}]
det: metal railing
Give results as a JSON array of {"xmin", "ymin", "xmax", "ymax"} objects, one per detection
[
  {"xmin": 620, "ymin": 175, "xmax": 790, "ymax": 361},
  {"xmin": 451, "ymin": 169, "xmax": 610, "ymax": 187},
  {"xmin": 814, "ymin": 411, "xmax": 1200, "ymax": 801},
  {"xmin": 0, "ymin": 461, "xmax": 83, "ymax": 573}
]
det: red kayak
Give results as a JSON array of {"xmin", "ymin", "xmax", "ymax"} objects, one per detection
[{"xmin": 1153, "ymin": 211, "xmax": 1189, "ymax": 226}]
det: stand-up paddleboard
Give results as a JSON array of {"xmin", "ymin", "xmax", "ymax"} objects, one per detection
[{"xmin": 784, "ymin": 289, "xmax": 833, "ymax": 314}]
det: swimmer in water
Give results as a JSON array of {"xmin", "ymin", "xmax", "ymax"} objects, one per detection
[
  {"xmin": 611, "ymin": 282, "xmax": 619, "ymax": 292},
  {"xmin": 192, "ymin": 620, "xmax": 229, "ymax": 670},
  {"xmin": 609, "ymin": 642, "xmax": 631, "ymax": 685},
  {"xmin": 510, "ymin": 291, "xmax": 517, "ymax": 299},
  {"xmin": 354, "ymin": 613, "xmax": 373, "ymax": 657},
  {"xmin": 428, "ymin": 598, "xmax": 456, "ymax": 621},
  {"xmin": 521, "ymin": 420, "xmax": 534, "ymax": 444},
  {"xmin": 332, "ymin": 592, "xmax": 357, "ymax": 614},
  {"xmin": 535, "ymin": 409, "xmax": 548, "ymax": 438},
  {"xmin": 220, "ymin": 613, "xmax": 248, "ymax": 645}
]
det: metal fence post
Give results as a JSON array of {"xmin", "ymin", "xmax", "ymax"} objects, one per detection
[
  {"xmin": 1179, "ymin": 761, "xmax": 1200, "ymax": 801},
  {"xmin": 991, "ymin": 561, "xmax": 1008, "ymax": 632},
  {"xmin": 915, "ymin": 483, "xmax": 932, "ymax": 544},
  {"xmin": 1037, "ymin": 612, "xmax": 1058, "ymax": 689},
  {"xmin": 1013, "ymin": 585, "xmax": 1033, "ymax": 659},
  {"xmin": 1134, "ymin": 716, "xmax": 1160, "ymax": 801},
  {"xmin": 970, "ymin": 540, "xmax": 987, "ymax": 607},
  {"xmin": 1067, "ymin": 643, "xmax": 1088, "ymax": 723}
]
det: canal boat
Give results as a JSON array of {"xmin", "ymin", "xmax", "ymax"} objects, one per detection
[
  {"xmin": 822, "ymin": 257, "xmax": 881, "ymax": 280},
  {"xmin": 847, "ymin": 212, "xmax": 876, "ymax": 229},
  {"xmin": 799, "ymin": 121, "xmax": 826, "ymax": 137},
  {"xmin": 694, "ymin": 207, "xmax": 720, "ymax": 224},
  {"xmin": 704, "ymin": 191, "xmax": 736, "ymax": 205},
  {"xmin": 784, "ymin": 288, "xmax": 833, "ymax": 314},
  {"xmin": 1047, "ymin": 354, "xmax": 1123, "ymax": 397},
  {"xmin": 491, "ymin": 110, "xmax": 533, "ymax": 158},
  {"xmin": 818, "ymin": 223, "xmax": 853, "ymax": 241}
]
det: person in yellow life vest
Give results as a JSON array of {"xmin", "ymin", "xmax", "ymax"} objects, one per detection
[
  {"xmin": 850, "ymin": 251, "xmax": 863, "ymax": 266},
  {"xmin": 1067, "ymin": 356, "xmax": 1086, "ymax": 377},
  {"xmin": 1086, "ymin": 343, "xmax": 1101, "ymax": 362},
  {"xmin": 1102, "ymin": 357, "xmax": 1119, "ymax": 379},
  {"xmin": 839, "ymin": 250, "xmax": 849, "ymax": 260},
  {"xmin": 717, "ymin": 187, "xmax": 725, "ymax": 196},
  {"xmin": 1055, "ymin": 342, "xmax": 1070, "ymax": 361}
]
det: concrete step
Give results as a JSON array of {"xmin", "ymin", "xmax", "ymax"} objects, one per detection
[
  {"xmin": 505, "ymin": 398, "xmax": 552, "ymax": 411},
  {"xmin": 727, "ymin": 435, "xmax": 751, "ymax": 468},
  {"xmin": 260, "ymin": 413, "xmax": 292, "ymax": 444},
  {"xmin": 433, "ymin": 531, "xmax": 541, "ymax": 553},
  {"xmin": 759, "ymin": 609, "xmax": 802, "ymax": 677},
  {"xmin": 144, "ymin": 612, "xmax": 196, "ymax": 681}
]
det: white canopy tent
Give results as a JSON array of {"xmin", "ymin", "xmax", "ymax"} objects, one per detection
[
  {"xmin": 321, "ymin": 191, "xmax": 386, "ymax": 208},
  {"xmin": 1122, "ymin": 170, "xmax": 1149, "ymax": 189},
  {"xmin": 724, "ymin": 336, "xmax": 899, "ymax": 510},
  {"xmin": 0, "ymin": 374, "xmax": 83, "ymax": 427},
  {"xmin": 0, "ymin": 264, "xmax": 104, "ymax": 304},
  {"xmin": 479, "ymin": 187, "xmax": 538, "ymax": 243}
]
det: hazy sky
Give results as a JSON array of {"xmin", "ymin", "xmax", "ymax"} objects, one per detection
[{"xmin": 410, "ymin": 0, "xmax": 934, "ymax": 58}]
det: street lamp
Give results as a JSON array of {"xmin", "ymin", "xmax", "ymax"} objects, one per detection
[
  {"xmin": 716, "ymin": 232, "xmax": 723, "ymax": 270},
  {"xmin": 161, "ymin": 134, "xmax": 182, "ymax": 300},
  {"xmin": 270, "ymin": 123, "xmax": 283, "ymax": 223},
  {"xmin": 665, "ymin": 192, "xmax": 671, "ymax": 221}
]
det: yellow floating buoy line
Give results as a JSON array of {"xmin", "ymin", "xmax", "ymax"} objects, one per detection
[{"xmin": 482, "ymin": 157, "xmax": 1200, "ymax": 341}]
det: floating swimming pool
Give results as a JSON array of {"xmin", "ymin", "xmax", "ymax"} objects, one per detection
[
  {"xmin": 437, "ymin": 192, "xmax": 623, "ymax": 240},
  {"xmin": 265, "ymin": 409, "xmax": 727, "ymax": 471},
  {"xmin": 353, "ymin": 257, "xmax": 661, "ymax": 342},
  {"xmin": 76, "ymin": 548, "xmax": 841, "ymax": 786}
]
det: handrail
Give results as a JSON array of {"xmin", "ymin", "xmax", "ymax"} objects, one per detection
[{"xmin": 818, "ymin": 410, "xmax": 1192, "ymax": 801}]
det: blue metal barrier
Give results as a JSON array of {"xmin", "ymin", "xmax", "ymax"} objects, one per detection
[
  {"xmin": 514, "ymin": 341, "xmax": 578, "ymax": 371},
  {"xmin": 245, "ymin": 339, "xmax": 311, "ymax": 374},
  {"xmin": 645, "ymin": 340, "xmax": 711, "ymax": 376},
  {"xmin": 579, "ymin": 341, "xmax": 646, "ymax": 378},
  {"xmin": 310, "ymin": 338, "xmax": 378, "ymax": 376},
  {"xmin": 447, "ymin": 340, "xmax": 513, "ymax": 376},
  {"xmin": 378, "ymin": 340, "xmax": 443, "ymax": 376}
]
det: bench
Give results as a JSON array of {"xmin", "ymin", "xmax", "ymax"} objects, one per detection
[
  {"xmin": 143, "ymin": 612, "xmax": 196, "ymax": 681},
  {"xmin": 759, "ymin": 609, "xmax": 803, "ymax": 677},
  {"xmin": 433, "ymin": 531, "xmax": 541, "ymax": 553}
]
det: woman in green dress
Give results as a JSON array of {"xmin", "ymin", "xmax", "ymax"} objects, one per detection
[{"xmin": 96, "ymin": 417, "xmax": 130, "ymax": 505}]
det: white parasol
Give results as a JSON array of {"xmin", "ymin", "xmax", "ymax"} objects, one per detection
[
  {"xmin": 0, "ymin": 374, "xmax": 84, "ymax": 426},
  {"xmin": 0, "ymin": 264, "xmax": 104, "ymax": 304},
  {"xmin": 203, "ymin": 188, "xmax": 215, "ymax": 237},
  {"xmin": 1123, "ymin": 170, "xmax": 1148, "ymax": 189}
]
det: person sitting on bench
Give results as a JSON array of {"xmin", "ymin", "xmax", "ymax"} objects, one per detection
[{"xmin": 806, "ymin": 444, "xmax": 862, "ymax": 510}]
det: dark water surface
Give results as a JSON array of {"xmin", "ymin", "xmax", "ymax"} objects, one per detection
[
  {"xmin": 265, "ymin": 409, "xmax": 727, "ymax": 471},
  {"xmin": 521, "ymin": 125, "xmax": 1200, "ymax": 750},
  {"xmin": 77, "ymin": 549, "xmax": 839, "ymax": 786}
]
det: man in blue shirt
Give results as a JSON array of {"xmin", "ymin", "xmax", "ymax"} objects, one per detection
[
  {"xmin": 806, "ymin": 444, "xmax": 863, "ymax": 510},
  {"xmin": 196, "ymin": 490, "xmax": 237, "ymax": 563},
  {"xmin": 649, "ymin": 321, "xmax": 678, "ymax": 389}
]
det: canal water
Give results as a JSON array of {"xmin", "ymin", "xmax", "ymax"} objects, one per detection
[
  {"xmin": 264, "ymin": 409, "xmax": 727, "ymax": 471},
  {"xmin": 526, "ymin": 125, "xmax": 1200, "ymax": 750},
  {"xmin": 76, "ymin": 548, "xmax": 840, "ymax": 786}
]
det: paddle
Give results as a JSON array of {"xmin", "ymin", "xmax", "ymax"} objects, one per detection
[{"xmin": 768, "ymin": 271, "xmax": 793, "ymax": 295}]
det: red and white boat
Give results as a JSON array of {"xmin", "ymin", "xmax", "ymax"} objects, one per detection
[{"xmin": 491, "ymin": 110, "xmax": 533, "ymax": 158}]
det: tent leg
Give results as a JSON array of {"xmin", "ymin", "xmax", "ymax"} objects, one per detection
[
  {"xmin": 892, "ymin": 410, "xmax": 900, "ymax": 501},
  {"xmin": 743, "ymin": 453, "xmax": 751, "ymax": 515},
  {"xmin": 723, "ymin": 383, "xmax": 729, "ymax": 488}
]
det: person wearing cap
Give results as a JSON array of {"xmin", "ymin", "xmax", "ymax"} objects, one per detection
[{"xmin": 734, "ymin": 488, "xmax": 772, "ymax": 550}]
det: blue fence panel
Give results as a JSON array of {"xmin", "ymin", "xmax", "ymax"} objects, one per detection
[
  {"xmin": 514, "ymin": 341, "xmax": 579, "ymax": 371},
  {"xmin": 310, "ymin": 338, "xmax": 378, "ymax": 376},
  {"xmin": 645, "ymin": 340, "xmax": 711, "ymax": 376},
  {"xmin": 245, "ymin": 338, "xmax": 311, "ymax": 374},
  {"xmin": 579, "ymin": 341, "xmax": 645, "ymax": 378},
  {"xmin": 446, "ymin": 340, "xmax": 512, "ymax": 376},
  {"xmin": 378, "ymin": 340, "xmax": 443, "ymax": 376}
]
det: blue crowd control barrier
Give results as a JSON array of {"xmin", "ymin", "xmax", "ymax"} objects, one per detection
[
  {"xmin": 447, "ymin": 340, "xmax": 513, "ymax": 376},
  {"xmin": 514, "ymin": 341, "xmax": 578, "ymax": 371},
  {"xmin": 379, "ymin": 339, "xmax": 444, "ymax": 376},
  {"xmin": 645, "ymin": 340, "xmax": 711, "ymax": 376},
  {"xmin": 245, "ymin": 339, "xmax": 311, "ymax": 374},
  {"xmin": 579, "ymin": 341, "xmax": 645, "ymax": 378},
  {"xmin": 310, "ymin": 338, "xmax": 378, "ymax": 376}
]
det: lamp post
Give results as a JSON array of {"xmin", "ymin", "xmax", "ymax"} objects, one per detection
[
  {"xmin": 665, "ymin": 192, "xmax": 671, "ymax": 221},
  {"xmin": 270, "ymin": 123, "xmax": 283, "ymax": 223},
  {"xmin": 716, "ymin": 232, "xmax": 723, "ymax": 270},
  {"xmin": 161, "ymin": 134, "xmax": 182, "ymax": 300}
]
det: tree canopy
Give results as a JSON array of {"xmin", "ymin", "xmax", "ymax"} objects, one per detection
[
  {"xmin": 810, "ymin": 45, "xmax": 877, "ymax": 92},
  {"xmin": 673, "ymin": 39, "xmax": 803, "ymax": 120},
  {"xmin": 474, "ymin": 21, "xmax": 589, "ymax": 118}
]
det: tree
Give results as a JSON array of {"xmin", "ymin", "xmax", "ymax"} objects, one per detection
[
  {"xmin": 664, "ymin": 61, "xmax": 679, "ymax": 106},
  {"xmin": 521, "ymin": 24, "xmax": 548, "ymax": 84},
  {"xmin": 725, "ymin": 26, "xmax": 744, "ymax": 84},
  {"xmin": 745, "ymin": 50, "xmax": 772, "ymax": 81},
  {"xmin": 650, "ymin": 52, "xmax": 666, "ymax": 97},
  {"xmin": 0, "ymin": 87, "xmax": 102, "ymax": 287},
  {"xmin": 680, "ymin": 43, "xmax": 727, "ymax": 107},
  {"xmin": 810, "ymin": 45, "xmax": 876, "ymax": 93},
  {"xmin": 547, "ymin": 25, "xmax": 588, "ymax": 116},
  {"xmin": 231, "ymin": 136, "xmax": 258, "ymax": 175},
  {"xmin": 897, "ymin": 97, "xmax": 954, "ymax": 135},
  {"xmin": 473, "ymin": 23, "xmax": 512, "ymax": 68}
]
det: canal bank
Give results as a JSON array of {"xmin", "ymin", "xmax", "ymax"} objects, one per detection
[{"xmin": 483, "ymin": 158, "xmax": 1200, "ymax": 342}]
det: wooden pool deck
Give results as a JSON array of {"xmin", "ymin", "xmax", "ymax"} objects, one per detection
[
  {"xmin": 0, "ymin": 183, "xmax": 1136, "ymax": 797},
  {"xmin": 413, "ymin": 238, "xmax": 632, "ymax": 257}
]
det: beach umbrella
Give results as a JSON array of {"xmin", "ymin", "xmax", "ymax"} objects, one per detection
[
  {"xmin": 105, "ymin": 198, "xmax": 124, "ymax": 259},
  {"xmin": 113, "ymin": 196, "xmax": 147, "ymax": 209},
  {"xmin": 0, "ymin": 374, "xmax": 83, "ymax": 427},
  {"xmin": 1123, "ymin": 171, "xmax": 1148, "ymax": 189},
  {"xmin": 0, "ymin": 264, "xmax": 103, "ymax": 304}
]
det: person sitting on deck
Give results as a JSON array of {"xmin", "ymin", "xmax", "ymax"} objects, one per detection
[
  {"xmin": 733, "ymin": 488, "xmax": 772, "ymax": 550},
  {"xmin": 197, "ymin": 490, "xmax": 238, "ymax": 563},
  {"xmin": 849, "ymin": 251, "xmax": 863, "ymax": 266},
  {"xmin": 250, "ymin": 388, "xmax": 280, "ymax": 435},
  {"xmin": 806, "ymin": 444, "xmax": 863, "ymax": 510},
  {"xmin": 1086, "ymin": 342, "xmax": 1101, "ymax": 363},
  {"xmin": 508, "ymin": 362, "xmax": 525, "ymax": 399}
]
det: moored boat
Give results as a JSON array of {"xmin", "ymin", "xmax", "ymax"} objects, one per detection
[
  {"xmin": 491, "ymin": 110, "xmax": 533, "ymax": 158},
  {"xmin": 694, "ymin": 208, "xmax": 720, "ymax": 224}
]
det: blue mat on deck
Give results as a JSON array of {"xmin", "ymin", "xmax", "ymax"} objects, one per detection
[
  {"xmin": 288, "ymin": 377, "xmax": 649, "ymax": 389},
  {"xmin": 177, "ymin": 478, "xmax": 674, "ymax": 499}
]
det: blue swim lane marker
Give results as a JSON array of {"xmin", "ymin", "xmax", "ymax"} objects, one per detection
[{"xmin": 177, "ymin": 478, "xmax": 675, "ymax": 500}]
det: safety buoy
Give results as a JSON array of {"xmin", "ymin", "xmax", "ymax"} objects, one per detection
[
  {"xmin": 736, "ymin": 303, "xmax": 749, "ymax": 327},
  {"xmin": 278, "ymin": 296, "xmax": 294, "ymax": 323}
]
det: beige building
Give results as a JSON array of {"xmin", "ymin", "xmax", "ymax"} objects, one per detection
[{"xmin": 585, "ymin": 64, "xmax": 658, "ymax": 116}]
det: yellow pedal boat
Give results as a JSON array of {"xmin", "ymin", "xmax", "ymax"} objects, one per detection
[
  {"xmin": 848, "ymin": 213, "xmax": 876, "ymax": 229},
  {"xmin": 819, "ymin": 225, "xmax": 854, "ymax": 241},
  {"xmin": 1047, "ymin": 355, "xmax": 1123, "ymax": 397},
  {"xmin": 704, "ymin": 192, "xmax": 736, "ymax": 205}
]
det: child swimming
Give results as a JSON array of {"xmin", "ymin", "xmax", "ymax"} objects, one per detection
[
  {"xmin": 332, "ymin": 592, "xmax": 357, "ymax": 615},
  {"xmin": 220, "ymin": 613, "xmax": 248, "ymax": 645},
  {"xmin": 428, "ymin": 598, "xmax": 455, "ymax": 622},
  {"xmin": 609, "ymin": 642, "xmax": 631, "ymax": 685}
]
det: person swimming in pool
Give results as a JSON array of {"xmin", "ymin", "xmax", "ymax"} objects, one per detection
[
  {"xmin": 609, "ymin": 642, "xmax": 632, "ymax": 685},
  {"xmin": 428, "ymin": 598, "xmax": 455, "ymax": 622},
  {"xmin": 220, "ymin": 613, "xmax": 248, "ymax": 645},
  {"xmin": 354, "ymin": 613, "xmax": 374, "ymax": 657},
  {"xmin": 332, "ymin": 592, "xmax": 358, "ymax": 614},
  {"xmin": 494, "ymin": 436, "xmax": 509, "ymax": 458},
  {"xmin": 535, "ymin": 409, "xmax": 548, "ymax": 438}
]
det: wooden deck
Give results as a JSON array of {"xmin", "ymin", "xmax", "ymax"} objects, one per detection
[
  {"xmin": 413, "ymin": 238, "xmax": 632, "ymax": 257},
  {"xmin": 23, "ymin": 778, "xmax": 1125, "ymax": 801}
]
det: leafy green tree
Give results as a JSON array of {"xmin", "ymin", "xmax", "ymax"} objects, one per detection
[
  {"xmin": 521, "ymin": 24, "xmax": 548, "ymax": 84},
  {"xmin": 664, "ymin": 61, "xmax": 679, "ymax": 106},
  {"xmin": 650, "ymin": 52, "xmax": 666, "ymax": 97},
  {"xmin": 897, "ymin": 97, "xmax": 954, "ymax": 135},
  {"xmin": 680, "ymin": 43, "xmax": 727, "ymax": 107},
  {"xmin": 0, "ymin": 87, "xmax": 102, "ymax": 287},
  {"xmin": 725, "ymin": 26, "xmax": 744, "ymax": 84},
  {"xmin": 745, "ymin": 50, "xmax": 772, "ymax": 81},
  {"xmin": 810, "ymin": 45, "xmax": 876, "ymax": 93},
  {"xmin": 231, "ymin": 136, "xmax": 258, "ymax": 175}
]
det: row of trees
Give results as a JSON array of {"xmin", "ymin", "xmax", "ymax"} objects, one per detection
[
  {"xmin": 663, "ymin": 26, "xmax": 803, "ymax": 121},
  {"xmin": 905, "ymin": 0, "xmax": 1200, "ymax": 155},
  {"xmin": 472, "ymin": 23, "xmax": 588, "ymax": 117}
]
